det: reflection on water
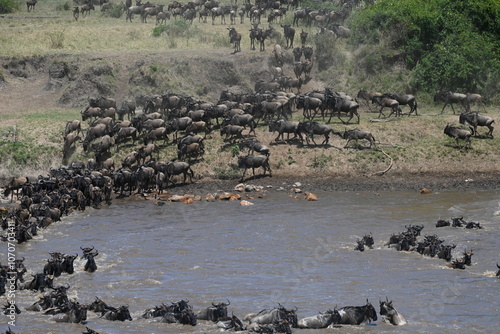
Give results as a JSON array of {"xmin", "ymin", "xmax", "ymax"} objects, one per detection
[{"xmin": 4, "ymin": 190, "xmax": 500, "ymax": 333}]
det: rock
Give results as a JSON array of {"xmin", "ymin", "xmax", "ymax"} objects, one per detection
[
  {"xmin": 292, "ymin": 188, "xmax": 302, "ymax": 193},
  {"xmin": 240, "ymin": 200, "xmax": 254, "ymax": 206},
  {"xmin": 205, "ymin": 193, "xmax": 216, "ymax": 202},
  {"xmin": 293, "ymin": 182, "xmax": 302, "ymax": 188},
  {"xmin": 305, "ymin": 192, "xmax": 318, "ymax": 201},
  {"xmin": 419, "ymin": 188, "xmax": 432, "ymax": 194},
  {"xmin": 234, "ymin": 183, "xmax": 245, "ymax": 192},
  {"xmin": 169, "ymin": 194, "xmax": 185, "ymax": 202},
  {"xmin": 218, "ymin": 192, "xmax": 240, "ymax": 200},
  {"xmin": 245, "ymin": 184, "xmax": 256, "ymax": 192}
]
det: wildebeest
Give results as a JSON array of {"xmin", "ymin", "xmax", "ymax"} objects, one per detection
[
  {"xmin": 296, "ymin": 95, "xmax": 323, "ymax": 120},
  {"xmin": 300, "ymin": 29, "xmax": 308, "ymax": 45},
  {"xmin": 459, "ymin": 112, "xmax": 494, "ymax": 138},
  {"xmin": 337, "ymin": 300, "xmax": 377, "ymax": 325},
  {"xmin": 64, "ymin": 120, "xmax": 82, "ymax": 136},
  {"xmin": 356, "ymin": 90, "xmax": 382, "ymax": 109},
  {"xmin": 61, "ymin": 254, "xmax": 78, "ymax": 274},
  {"xmin": 102, "ymin": 305, "xmax": 133, "ymax": 321},
  {"xmin": 81, "ymin": 246, "xmax": 98, "ymax": 272},
  {"xmin": 245, "ymin": 304, "xmax": 297, "ymax": 328},
  {"xmin": 298, "ymin": 309, "xmax": 341, "ymax": 328},
  {"xmin": 379, "ymin": 298, "xmax": 407, "ymax": 326},
  {"xmin": 239, "ymin": 138, "xmax": 270, "ymax": 156},
  {"xmin": 3, "ymin": 177, "xmax": 29, "ymax": 202},
  {"xmin": 462, "ymin": 248, "xmax": 474, "ymax": 266},
  {"xmin": 26, "ymin": 295, "xmax": 54, "ymax": 312},
  {"xmin": 331, "ymin": 24, "xmax": 351, "ymax": 38},
  {"xmin": 363, "ymin": 234, "xmax": 374, "ymax": 248},
  {"xmin": 282, "ymin": 24, "xmax": 295, "ymax": 49},
  {"xmin": 177, "ymin": 142, "xmax": 204, "ymax": 161},
  {"xmin": 115, "ymin": 126, "xmax": 137, "ymax": 149},
  {"xmin": 165, "ymin": 161, "xmax": 194, "ymax": 185},
  {"xmin": 384, "ymin": 93, "xmax": 418, "ymax": 116},
  {"xmin": 228, "ymin": 27, "xmax": 241, "ymax": 53},
  {"xmin": 465, "ymin": 93, "xmax": 487, "ymax": 112},
  {"xmin": 372, "ymin": 95, "xmax": 401, "ymax": 118},
  {"xmin": 434, "ymin": 91, "xmax": 467, "ymax": 114},
  {"xmin": 443, "ymin": 124, "xmax": 472, "ymax": 148},
  {"xmin": 26, "ymin": 0, "xmax": 37, "ymax": 12},
  {"xmin": 161, "ymin": 308, "xmax": 197, "ymax": 325},
  {"xmin": 237, "ymin": 155, "xmax": 272, "ymax": 181},
  {"xmin": 297, "ymin": 121, "xmax": 332, "ymax": 146},
  {"xmin": 496, "ymin": 263, "xmax": 500, "ymax": 278},
  {"xmin": 224, "ymin": 114, "xmax": 256, "ymax": 135},
  {"xmin": 80, "ymin": 3, "xmax": 95, "ymax": 17},
  {"xmin": 355, "ymin": 239, "xmax": 365, "ymax": 251},
  {"xmin": 343, "ymin": 128, "xmax": 377, "ymax": 149},
  {"xmin": 51, "ymin": 302, "xmax": 88, "ymax": 323},
  {"xmin": 268, "ymin": 119, "xmax": 299, "ymax": 142},
  {"xmin": 196, "ymin": 300, "xmax": 230, "ymax": 322}
]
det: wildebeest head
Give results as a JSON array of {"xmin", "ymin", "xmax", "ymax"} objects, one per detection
[
  {"xmin": 462, "ymin": 249, "xmax": 474, "ymax": 266},
  {"xmin": 355, "ymin": 239, "xmax": 365, "ymax": 252},
  {"xmin": 379, "ymin": 298, "xmax": 394, "ymax": 316}
]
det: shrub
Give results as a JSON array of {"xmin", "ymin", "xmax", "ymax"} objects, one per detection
[{"xmin": 0, "ymin": 0, "xmax": 18, "ymax": 13}]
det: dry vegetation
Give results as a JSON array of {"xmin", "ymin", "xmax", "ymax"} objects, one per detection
[{"xmin": 0, "ymin": 0, "xmax": 499, "ymax": 185}]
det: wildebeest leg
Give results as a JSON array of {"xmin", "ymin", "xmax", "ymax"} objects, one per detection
[
  {"xmin": 378, "ymin": 107, "xmax": 386, "ymax": 118},
  {"xmin": 241, "ymin": 167, "xmax": 248, "ymax": 181}
]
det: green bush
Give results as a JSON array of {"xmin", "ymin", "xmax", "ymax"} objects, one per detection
[
  {"xmin": 0, "ymin": 0, "xmax": 18, "ymax": 13},
  {"xmin": 350, "ymin": 0, "xmax": 500, "ymax": 95}
]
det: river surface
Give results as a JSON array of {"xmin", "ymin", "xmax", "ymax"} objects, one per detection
[{"xmin": 3, "ymin": 189, "xmax": 500, "ymax": 333}]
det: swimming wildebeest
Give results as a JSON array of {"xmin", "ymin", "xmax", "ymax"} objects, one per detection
[
  {"xmin": 196, "ymin": 300, "xmax": 230, "ymax": 322},
  {"xmin": 102, "ymin": 305, "xmax": 133, "ymax": 321},
  {"xmin": 379, "ymin": 298, "xmax": 408, "ymax": 326},
  {"xmin": 459, "ymin": 112, "xmax": 494, "ymax": 138},
  {"xmin": 443, "ymin": 124, "xmax": 472, "ymax": 148},
  {"xmin": 298, "ymin": 309, "xmax": 341, "ymax": 328},
  {"xmin": 81, "ymin": 246, "xmax": 98, "ymax": 272},
  {"xmin": 337, "ymin": 300, "xmax": 377, "ymax": 325},
  {"xmin": 51, "ymin": 302, "xmax": 88, "ymax": 323},
  {"xmin": 237, "ymin": 155, "xmax": 272, "ymax": 181},
  {"xmin": 244, "ymin": 304, "xmax": 298, "ymax": 328}
]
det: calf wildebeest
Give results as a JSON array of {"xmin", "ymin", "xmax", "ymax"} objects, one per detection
[
  {"xmin": 51, "ymin": 302, "xmax": 88, "ymax": 323},
  {"xmin": 443, "ymin": 124, "xmax": 472, "ymax": 148},
  {"xmin": 372, "ymin": 95, "xmax": 401, "ymax": 118},
  {"xmin": 459, "ymin": 112, "xmax": 494, "ymax": 138},
  {"xmin": 3, "ymin": 177, "xmax": 29, "ymax": 202},
  {"xmin": 238, "ymin": 155, "xmax": 272, "ymax": 181},
  {"xmin": 102, "ymin": 305, "xmax": 133, "ymax": 321},
  {"xmin": 337, "ymin": 300, "xmax": 377, "ymax": 325},
  {"xmin": 228, "ymin": 27, "xmax": 241, "ymax": 53},
  {"xmin": 196, "ymin": 300, "xmax": 230, "ymax": 322},
  {"xmin": 434, "ymin": 91, "xmax": 467, "ymax": 114},
  {"xmin": 343, "ymin": 128, "xmax": 377, "ymax": 149},
  {"xmin": 298, "ymin": 309, "xmax": 341, "ymax": 329},
  {"xmin": 26, "ymin": 0, "xmax": 37, "ymax": 12},
  {"xmin": 380, "ymin": 298, "xmax": 407, "ymax": 326},
  {"xmin": 297, "ymin": 121, "xmax": 332, "ymax": 146}
]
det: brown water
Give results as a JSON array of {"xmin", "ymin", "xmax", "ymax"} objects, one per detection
[{"xmin": 5, "ymin": 189, "xmax": 500, "ymax": 333}]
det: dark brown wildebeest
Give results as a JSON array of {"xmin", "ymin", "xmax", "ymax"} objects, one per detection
[
  {"xmin": 73, "ymin": 6, "xmax": 80, "ymax": 20},
  {"xmin": 300, "ymin": 29, "xmax": 308, "ymax": 45},
  {"xmin": 63, "ymin": 132, "xmax": 81, "ymax": 158},
  {"xmin": 268, "ymin": 119, "xmax": 299, "ymax": 142},
  {"xmin": 178, "ymin": 142, "xmax": 204, "ymax": 161},
  {"xmin": 115, "ymin": 126, "xmax": 137, "ymax": 149},
  {"xmin": 144, "ymin": 127, "xmax": 169, "ymax": 146},
  {"xmin": 444, "ymin": 124, "xmax": 472, "ymax": 148},
  {"xmin": 3, "ymin": 177, "xmax": 29, "ymax": 202},
  {"xmin": 220, "ymin": 124, "xmax": 244, "ymax": 142},
  {"xmin": 459, "ymin": 112, "xmax": 494, "ymax": 138},
  {"xmin": 165, "ymin": 161, "xmax": 194, "ymax": 185},
  {"xmin": 434, "ymin": 91, "xmax": 467, "ymax": 114}
]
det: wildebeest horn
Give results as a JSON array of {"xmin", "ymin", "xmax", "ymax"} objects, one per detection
[
  {"xmin": 226, "ymin": 299, "xmax": 230, "ymax": 306},
  {"xmin": 65, "ymin": 284, "xmax": 70, "ymax": 289},
  {"xmin": 497, "ymin": 263, "xmax": 500, "ymax": 269}
]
